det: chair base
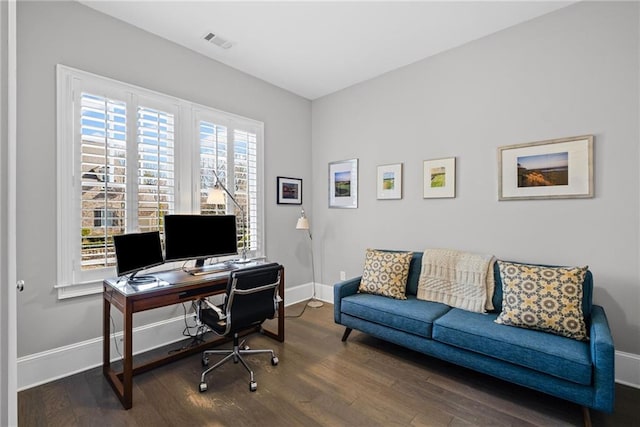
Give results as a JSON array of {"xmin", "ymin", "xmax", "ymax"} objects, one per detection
[{"xmin": 199, "ymin": 333, "xmax": 278, "ymax": 393}]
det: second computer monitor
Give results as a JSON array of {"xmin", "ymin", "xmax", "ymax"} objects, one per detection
[
  {"xmin": 113, "ymin": 231, "xmax": 164, "ymax": 279},
  {"xmin": 164, "ymin": 214, "xmax": 238, "ymax": 264}
]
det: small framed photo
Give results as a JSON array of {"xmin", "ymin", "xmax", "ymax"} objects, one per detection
[
  {"xmin": 423, "ymin": 157, "xmax": 456, "ymax": 199},
  {"xmin": 329, "ymin": 158, "xmax": 358, "ymax": 208},
  {"xmin": 377, "ymin": 163, "xmax": 403, "ymax": 200},
  {"xmin": 277, "ymin": 176, "xmax": 302, "ymax": 205},
  {"xmin": 498, "ymin": 135, "xmax": 593, "ymax": 200}
]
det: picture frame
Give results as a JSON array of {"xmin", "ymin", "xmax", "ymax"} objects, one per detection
[
  {"xmin": 276, "ymin": 176, "xmax": 302, "ymax": 205},
  {"xmin": 377, "ymin": 163, "xmax": 403, "ymax": 200},
  {"xmin": 498, "ymin": 135, "xmax": 593, "ymax": 201},
  {"xmin": 423, "ymin": 157, "xmax": 456, "ymax": 198},
  {"xmin": 329, "ymin": 158, "xmax": 358, "ymax": 208}
]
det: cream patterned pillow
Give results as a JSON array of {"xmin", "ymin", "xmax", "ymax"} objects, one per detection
[
  {"xmin": 358, "ymin": 249, "xmax": 413, "ymax": 300},
  {"xmin": 495, "ymin": 261, "xmax": 588, "ymax": 341}
]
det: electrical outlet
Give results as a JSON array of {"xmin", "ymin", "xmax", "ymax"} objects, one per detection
[{"xmin": 340, "ymin": 271, "xmax": 346, "ymax": 281}]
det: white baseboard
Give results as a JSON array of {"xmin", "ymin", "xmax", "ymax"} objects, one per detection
[
  {"xmin": 17, "ymin": 315, "xmax": 190, "ymax": 391},
  {"xmin": 615, "ymin": 351, "xmax": 640, "ymax": 388},
  {"xmin": 284, "ymin": 281, "xmax": 333, "ymax": 306},
  {"xmin": 17, "ymin": 284, "xmax": 333, "ymax": 390},
  {"xmin": 18, "ymin": 285, "xmax": 638, "ymax": 391}
]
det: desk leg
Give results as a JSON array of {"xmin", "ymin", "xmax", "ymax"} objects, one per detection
[
  {"xmin": 263, "ymin": 267, "xmax": 285, "ymax": 342},
  {"xmin": 122, "ymin": 300, "xmax": 133, "ymax": 409},
  {"xmin": 103, "ymin": 288, "xmax": 111, "ymax": 375},
  {"xmin": 278, "ymin": 268, "xmax": 285, "ymax": 341}
]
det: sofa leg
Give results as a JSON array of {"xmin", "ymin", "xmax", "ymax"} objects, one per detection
[
  {"xmin": 582, "ymin": 406, "xmax": 592, "ymax": 427},
  {"xmin": 341, "ymin": 328, "xmax": 353, "ymax": 342}
]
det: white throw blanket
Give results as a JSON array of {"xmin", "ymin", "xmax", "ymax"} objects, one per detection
[{"xmin": 417, "ymin": 249, "xmax": 496, "ymax": 313}]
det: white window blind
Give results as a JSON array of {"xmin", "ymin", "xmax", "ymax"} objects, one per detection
[
  {"xmin": 199, "ymin": 121, "xmax": 259, "ymax": 255},
  {"xmin": 57, "ymin": 65, "xmax": 264, "ymax": 299},
  {"xmin": 199, "ymin": 121, "xmax": 227, "ymax": 216},
  {"xmin": 137, "ymin": 106, "xmax": 175, "ymax": 234},
  {"xmin": 233, "ymin": 129, "xmax": 259, "ymax": 253},
  {"xmin": 80, "ymin": 93, "xmax": 127, "ymax": 271}
]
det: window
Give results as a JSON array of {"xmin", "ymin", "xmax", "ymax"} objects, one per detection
[
  {"xmin": 198, "ymin": 121, "xmax": 260, "ymax": 255},
  {"xmin": 93, "ymin": 209, "xmax": 121, "ymax": 228},
  {"xmin": 57, "ymin": 65, "xmax": 264, "ymax": 298},
  {"xmin": 136, "ymin": 106, "xmax": 175, "ymax": 234},
  {"xmin": 80, "ymin": 93, "xmax": 127, "ymax": 271}
]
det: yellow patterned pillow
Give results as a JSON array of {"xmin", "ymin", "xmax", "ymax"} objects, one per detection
[
  {"xmin": 358, "ymin": 249, "xmax": 413, "ymax": 300},
  {"xmin": 495, "ymin": 261, "xmax": 588, "ymax": 341}
]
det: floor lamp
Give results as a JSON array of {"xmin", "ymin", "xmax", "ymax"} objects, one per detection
[{"xmin": 296, "ymin": 208, "xmax": 323, "ymax": 308}]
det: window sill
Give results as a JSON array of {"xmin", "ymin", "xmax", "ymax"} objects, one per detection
[{"xmin": 55, "ymin": 280, "xmax": 103, "ymax": 300}]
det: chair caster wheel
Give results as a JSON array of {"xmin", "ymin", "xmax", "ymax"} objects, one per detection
[
  {"xmin": 201, "ymin": 357, "xmax": 209, "ymax": 367},
  {"xmin": 271, "ymin": 356, "xmax": 279, "ymax": 366},
  {"xmin": 199, "ymin": 382, "xmax": 208, "ymax": 393},
  {"xmin": 250, "ymin": 381, "xmax": 257, "ymax": 392},
  {"xmin": 243, "ymin": 345, "xmax": 250, "ymax": 351}
]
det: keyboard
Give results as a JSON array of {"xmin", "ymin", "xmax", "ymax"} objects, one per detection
[{"xmin": 185, "ymin": 264, "xmax": 232, "ymax": 276}]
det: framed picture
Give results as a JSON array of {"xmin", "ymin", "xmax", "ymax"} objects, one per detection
[
  {"xmin": 498, "ymin": 135, "xmax": 593, "ymax": 200},
  {"xmin": 329, "ymin": 158, "xmax": 358, "ymax": 208},
  {"xmin": 423, "ymin": 157, "xmax": 456, "ymax": 198},
  {"xmin": 277, "ymin": 176, "xmax": 302, "ymax": 205},
  {"xmin": 377, "ymin": 163, "xmax": 403, "ymax": 200}
]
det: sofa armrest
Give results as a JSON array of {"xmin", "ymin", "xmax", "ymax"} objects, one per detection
[
  {"xmin": 333, "ymin": 276, "xmax": 362, "ymax": 324},
  {"xmin": 590, "ymin": 305, "xmax": 615, "ymax": 412}
]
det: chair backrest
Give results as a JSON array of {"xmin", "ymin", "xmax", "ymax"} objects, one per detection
[{"xmin": 224, "ymin": 263, "xmax": 282, "ymax": 333}]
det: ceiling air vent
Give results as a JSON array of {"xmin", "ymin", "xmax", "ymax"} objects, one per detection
[{"xmin": 203, "ymin": 32, "xmax": 233, "ymax": 50}]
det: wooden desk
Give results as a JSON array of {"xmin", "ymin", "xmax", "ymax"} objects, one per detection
[{"xmin": 103, "ymin": 263, "xmax": 285, "ymax": 409}]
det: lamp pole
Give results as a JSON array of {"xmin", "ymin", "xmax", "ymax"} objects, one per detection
[
  {"xmin": 211, "ymin": 169, "xmax": 248, "ymax": 261},
  {"xmin": 297, "ymin": 208, "xmax": 322, "ymax": 308}
]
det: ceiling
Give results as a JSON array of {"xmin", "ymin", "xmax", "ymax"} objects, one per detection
[{"xmin": 79, "ymin": 1, "xmax": 573, "ymax": 100}]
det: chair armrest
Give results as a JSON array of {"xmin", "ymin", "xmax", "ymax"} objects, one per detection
[
  {"xmin": 202, "ymin": 298, "xmax": 226, "ymax": 320},
  {"xmin": 333, "ymin": 276, "xmax": 362, "ymax": 324},
  {"xmin": 590, "ymin": 305, "xmax": 615, "ymax": 412}
]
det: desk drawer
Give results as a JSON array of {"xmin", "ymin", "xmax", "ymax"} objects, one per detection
[{"xmin": 132, "ymin": 283, "xmax": 226, "ymax": 312}]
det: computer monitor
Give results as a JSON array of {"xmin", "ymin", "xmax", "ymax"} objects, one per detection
[
  {"xmin": 113, "ymin": 231, "xmax": 164, "ymax": 281},
  {"xmin": 164, "ymin": 214, "xmax": 238, "ymax": 265}
]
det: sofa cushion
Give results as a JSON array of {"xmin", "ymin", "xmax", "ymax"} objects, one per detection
[
  {"xmin": 495, "ymin": 261, "xmax": 589, "ymax": 341},
  {"xmin": 433, "ymin": 308, "xmax": 592, "ymax": 385},
  {"xmin": 492, "ymin": 261, "xmax": 594, "ymax": 317},
  {"xmin": 358, "ymin": 249, "xmax": 413, "ymax": 300},
  {"xmin": 341, "ymin": 294, "xmax": 451, "ymax": 339}
]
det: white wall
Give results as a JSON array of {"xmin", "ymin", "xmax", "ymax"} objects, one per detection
[
  {"xmin": 312, "ymin": 1, "xmax": 640, "ymax": 354},
  {"xmin": 16, "ymin": 1, "xmax": 312, "ymax": 357},
  {"xmin": 15, "ymin": 0, "xmax": 640, "ymax": 386}
]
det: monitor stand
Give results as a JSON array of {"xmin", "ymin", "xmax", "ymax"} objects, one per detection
[{"xmin": 127, "ymin": 271, "xmax": 157, "ymax": 284}]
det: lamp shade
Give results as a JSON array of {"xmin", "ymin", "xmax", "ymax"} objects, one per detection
[
  {"xmin": 296, "ymin": 216, "xmax": 309, "ymax": 230},
  {"xmin": 207, "ymin": 187, "xmax": 226, "ymax": 204}
]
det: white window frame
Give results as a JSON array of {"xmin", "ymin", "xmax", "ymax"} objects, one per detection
[{"xmin": 56, "ymin": 65, "xmax": 264, "ymax": 299}]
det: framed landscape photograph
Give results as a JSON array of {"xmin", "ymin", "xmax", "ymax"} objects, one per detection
[
  {"xmin": 423, "ymin": 157, "xmax": 456, "ymax": 198},
  {"xmin": 329, "ymin": 158, "xmax": 358, "ymax": 208},
  {"xmin": 277, "ymin": 176, "xmax": 302, "ymax": 205},
  {"xmin": 498, "ymin": 135, "xmax": 593, "ymax": 200},
  {"xmin": 377, "ymin": 163, "xmax": 403, "ymax": 200}
]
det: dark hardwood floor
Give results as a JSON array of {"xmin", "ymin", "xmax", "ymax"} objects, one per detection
[{"xmin": 19, "ymin": 302, "xmax": 640, "ymax": 426}]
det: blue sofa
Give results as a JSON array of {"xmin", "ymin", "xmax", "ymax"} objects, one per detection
[{"xmin": 334, "ymin": 252, "xmax": 615, "ymax": 413}]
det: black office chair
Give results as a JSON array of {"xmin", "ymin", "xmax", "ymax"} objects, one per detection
[{"xmin": 197, "ymin": 263, "xmax": 282, "ymax": 393}]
